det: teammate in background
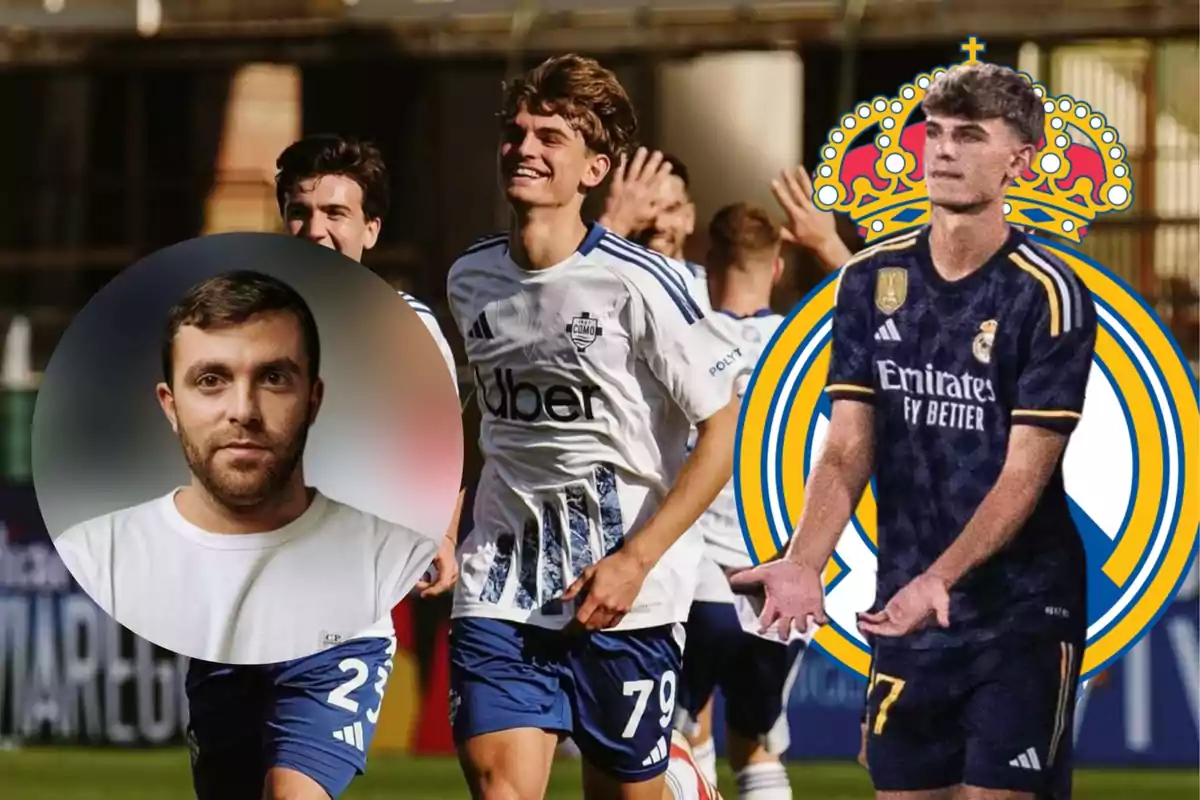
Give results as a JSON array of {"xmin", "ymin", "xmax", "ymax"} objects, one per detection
[
  {"xmin": 599, "ymin": 150, "xmax": 707, "ymax": 307},
  {"xmin": 277, "ymin": 134, "xmax": 464, "ymax": 593},
  {"xmin": 185, "ymin": 134, "xmax": 464, "ymax": 800},
  {"xmin": 674, "ymin": 187, "xmax": 850, "ymax": 799},
  {"xmin": 600, "ymin": 152, "xmax": 854, "ymax": 307},
  {"xmin": 279, "ymin": 134, "xmax": 461, "ymax": 407},
  {"xmin": 733, "ymin": 63, "xmax": 1096, "ymax": 800},
  {"xmin": 603, "ymin": 152, "xmax": 852, "ymax": 794},
  {"xmin": 670, "ymin": 203, "xmax": 802, "ymax": 800},
  {"xmin": 447, "ymin": 54, "xmax": 740, "ymax": 800}
]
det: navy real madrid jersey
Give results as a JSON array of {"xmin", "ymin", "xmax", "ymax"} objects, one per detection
[{"xmin": 827, "ymin": 225, "xmax": 1097, "ymax": 649}]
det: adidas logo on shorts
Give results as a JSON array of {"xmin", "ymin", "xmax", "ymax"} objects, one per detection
[{"xmin": 1009, "ymin": 746, "xmax": 1042, "ymax": 771}]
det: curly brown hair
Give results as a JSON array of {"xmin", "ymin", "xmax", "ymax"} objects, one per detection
[
  {"xmin": 499, "ymin": 54, "xmax": 638, "ymax": 159},
  {"xmin": 922, "ymin": 63, "xmax": 1044, "ymax": 146}
]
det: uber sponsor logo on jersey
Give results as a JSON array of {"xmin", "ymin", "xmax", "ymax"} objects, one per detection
[{"xmin": 475, "ymin": 366, "xmax": 602, "ymax": 422}]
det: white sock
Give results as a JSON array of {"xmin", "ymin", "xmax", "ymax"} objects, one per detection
[
  {"xmin": 736, "ymin": 762, "xmax": 791, "ymax": 800},
  {"xmin": 692, "ymin": 737, "xmax": 718, "ymax": 788}
]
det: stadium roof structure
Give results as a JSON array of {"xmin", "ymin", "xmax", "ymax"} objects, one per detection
[{"xmin": 0, "ymin": 0, "xmax": 1196, "ymax": 62}]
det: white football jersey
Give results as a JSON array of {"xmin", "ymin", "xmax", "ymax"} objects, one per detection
[
  {"xmin": 55, "ymin": 490, "xmax": 437, "ymax": 665},
  {"xmin": 689, "ymin": 310, "xmax": 784, "ymax": 571},
  {"xmin": 685, "ymin": 309, "xmax": 811, "ymax": 644},
  {"xmin": 684, "ymin": 261, "xmax": 711, "ymax": 312},
  {"xmin": 400, "ymin": 290, "xmax": 459, "ymax": 389},
  {"xmin": 447, "ymin": 225, "xmax": 749, "ymax": 631}
]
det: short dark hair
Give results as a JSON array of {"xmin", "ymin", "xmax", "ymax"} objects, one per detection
[
  {"xmin": 662, "ymin": 154, "xmax": 690, "ymax": 189},
  {"xmin": 922, "ymin": 63, "xmax": 1044, "ymax": 146},
  {"xmin": 275, "ymin": 134, "xmax": 391, "ymax": 222},
  {"xmin": 708, "ymin": 202, "xmax": 781, "ymax": 266},
  {"xmin": 162, "ymin": 271, "xmax": 321, "ymax": 386},
  {"xmin": 500, "ymin": 54, "xmax": 638, "ymax": 160}
]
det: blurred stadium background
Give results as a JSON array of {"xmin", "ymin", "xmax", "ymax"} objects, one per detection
[{"xmin": 0, "ymin": 1, "xmax": 1196, "ymax": 797}]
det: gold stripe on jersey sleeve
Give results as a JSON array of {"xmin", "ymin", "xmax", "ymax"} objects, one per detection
[
  {"xmin": 1009, "ymin": 252, "xmax": 1063, "ymax": 337},
  {"xmin": 1012, "ymin": 409, "xmax": 1082, "ymax": 420},
  {"xmin": 826, "ymin": 384, "xmax": 875, "ymax": 395},
  {"xmin": 841, "ymin": 232, "xmax": 922, "ymax": 269}
]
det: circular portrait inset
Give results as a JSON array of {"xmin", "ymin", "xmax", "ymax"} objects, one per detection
[{"xmin": 32, "ymin": 232, "xmax": 464, "ymax": 665}]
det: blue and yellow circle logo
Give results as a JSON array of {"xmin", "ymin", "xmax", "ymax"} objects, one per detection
[{"xmin": 735, "ymin": 240, "xmax": 1199, "ymax": 681}]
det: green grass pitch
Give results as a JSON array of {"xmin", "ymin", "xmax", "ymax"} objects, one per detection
[{"xmin": 0, "ymin": 748, "xmax": 1196, "ymax": 799}]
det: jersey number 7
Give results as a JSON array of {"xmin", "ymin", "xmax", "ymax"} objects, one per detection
[{"xmin": 867, "ymin": 671, "xmax": 907, "ymax": 735}]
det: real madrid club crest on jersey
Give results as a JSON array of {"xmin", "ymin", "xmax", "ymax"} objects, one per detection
[
  {"xmin": 973, "ymin": 320, "xmax": 997, "ymax": 365},
  {"xmin": 735, "ymin": 36, "xmax": 1198, "ymax": 683}
]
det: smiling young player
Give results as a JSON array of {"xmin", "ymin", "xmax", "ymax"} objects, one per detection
[{"xmin": 447, "ymin": 54, "xmax": 740, "ymax": 800}]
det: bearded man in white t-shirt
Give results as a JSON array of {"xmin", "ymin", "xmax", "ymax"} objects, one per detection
[{"xmin": 56, "ymin": 268, "xmax": 437, "ymax": 666}]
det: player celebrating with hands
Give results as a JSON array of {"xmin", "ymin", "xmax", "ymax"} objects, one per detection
[
  {"xmin": 733, "ymin": 62, "xmax": 1096, "ymax": 800},
  {"xmin": 769, "ymin": 165, "xmax": 853, "ymax": 275}
]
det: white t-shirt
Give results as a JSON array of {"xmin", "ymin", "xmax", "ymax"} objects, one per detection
[
  {"xmin": 446, "ymin": 225, "xmax": 748, "ymax": 632},
  {"xmin": 54, "ymin": 490, "xmax": 438, "ymax": 665}
]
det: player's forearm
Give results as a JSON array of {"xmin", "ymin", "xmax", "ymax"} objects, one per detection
[
  {"xmin": 815, "ymin": 237, "xmax": 854, "ymax": 272},
  {"xmin": 597, "ymin": 210, "xmax": 635, "ymax": 238},
  {"xmin": 443, "ymin": 487, "xmax": 467, "ymax": 546},
  {"xmin": 783, "ymin": 447, "xmax": 872, "ymax": 569},
  {"xmin": 929, "ymin": 427, "xmax": 1066, "ymax": 586},
  {"xmin": 624, "ymin": 401, "xmax": 738, "ymax": 571}
]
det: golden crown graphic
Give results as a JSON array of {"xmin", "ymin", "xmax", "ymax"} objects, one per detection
[{"xmin": 812, "ymin": 36, "xmax": 1134, "ymax": 244}]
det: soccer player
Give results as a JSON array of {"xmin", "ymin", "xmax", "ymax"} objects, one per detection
[
  {"xmin": 667, "ymin": 203, "xmax": 804, "ymax": 800},
  {"xmin": 54, "ymin": 269, "xmax": 438, "ymax": 665},
  {"xmin": 599, "ymin": 150, "xmax": 706, "ymax": 307},
  {"xmin": 276, "ymin": 134, "xmax": 464, "ymax": 593},
  {"xmin": 605, "ymin": 155, "xmax": 852, "ymax": 796},
  {"xmin": 447, "ymin": 54, "xmax": 741, "ymax": 800},
  {"xmin": 732, "ymin": 63, "xmax": 1096, "ymax": 800},
  {"xmin": 184, "ymin": 134, "xmax": 464, "ymax": 800}
]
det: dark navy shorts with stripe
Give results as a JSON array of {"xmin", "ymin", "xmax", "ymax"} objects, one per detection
[
  {"xmin": 865, "ymin": 633, "xmax": 1083, "ymax": 796},
  {"xmin": 449, "ymin": 617, "xmax": 683, "ymax": 782}
]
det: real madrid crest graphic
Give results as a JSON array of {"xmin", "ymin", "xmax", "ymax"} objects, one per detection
[
  {"xmin": 736, "ymin": 37, "xmax": 1199, "ymax": 683},
  {"xmin": 972, "ymin": 320, "xmax": 997, "ymax": 365}
]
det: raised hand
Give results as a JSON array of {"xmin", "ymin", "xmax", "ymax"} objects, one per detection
[
  {"xmin": 599, "ymin": 147, "xmax": 674, "ymax": 238},
  {"xmin": 771, "ymin": 165, "xmax": 853, "ymax": 271}
]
